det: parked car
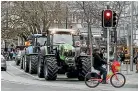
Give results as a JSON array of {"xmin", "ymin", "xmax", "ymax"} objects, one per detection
[
  {"xmin": 15, "ymin": 50, "xmax": 22, "ymax": 66},
  {"xmin": 1, "ymin": 54, "xmax": 7, "ymax": 71}
]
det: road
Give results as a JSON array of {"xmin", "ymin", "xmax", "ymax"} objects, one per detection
[{"xmin": 1, "ymin": 61, "xmax": 138, "ymax": 91}]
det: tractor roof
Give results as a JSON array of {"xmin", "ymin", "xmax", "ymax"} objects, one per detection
[
  {"xmin": 48, "ymin": 28, "xmax": 79, "ymax": 35},
  {"xmin": 27, "ymin": 34, "xmax": 46, "ymax": 40},
  {"xmin": 32, "ymin": 34, "xmax": 43, "ymax": 37}
]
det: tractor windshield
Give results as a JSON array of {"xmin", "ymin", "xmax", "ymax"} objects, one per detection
[
  {"xmin": 53, "ymin": 34, "xmax": 73, "ymax": 45},
  {"xmin": 37, "ymin": 37, "xmax": 47, "ymax": 45}
]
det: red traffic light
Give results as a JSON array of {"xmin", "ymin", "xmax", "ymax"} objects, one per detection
[
  {"xmin": 104, "ymin": 10, "xmax": 113, "ymax": 20},
  {"xmin": 102, "ymin": 9, "xmax": 113, "ymax": 28},
  {"xmin": 106, "ymin": 12, "xmax": 111, "ymax": 17}
]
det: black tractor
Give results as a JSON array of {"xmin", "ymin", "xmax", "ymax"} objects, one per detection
[{"xmin": 21, "ymin": 33, "xmax": 47, "ymax": 74}]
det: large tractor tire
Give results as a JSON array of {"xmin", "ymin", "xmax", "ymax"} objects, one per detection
[
  {"xmin": 29, "ymin": 55, "xmax": 38, "ymax": 74},
  {"xmin": 78, "ymin": 57, "xmax": 91, "ymax": 81},
  {"xmin": 44, "ymin": 57, "xmax": 58, "ymax": 80},
  {"xmin": 37, "ymin": 56, "xmax": 44, "ymax": 78},
  {"xmin": 24, "ymin": 55, "xmax": 29, "ymax": 72},
  {"xmin": 20, "ymin": 58, "xmax": 23, "ymax": 69},
  {"xmin": 15, "ymin": 59, "xmax": 20, "ymax": 66}
]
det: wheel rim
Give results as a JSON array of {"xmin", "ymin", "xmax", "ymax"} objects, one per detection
[
  {"xmin": 85, "ymin": 73, "xmax": 99, "ymax": 87},
  {"xmin": 111, "ymin": 74, "xmax": 125, "ymax": 87},
  {"xmin": 85, "ymin": 77, "xmax": 99, "ymax": 87}
]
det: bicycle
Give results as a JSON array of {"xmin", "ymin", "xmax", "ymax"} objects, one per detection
[{"xmin": 85, "ymin": 61, "xmax": 126, "ymax": 88}]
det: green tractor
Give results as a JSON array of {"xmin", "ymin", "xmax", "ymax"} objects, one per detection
[
  {"xmin": 21, "ymin": 34, "xmax": 47, "ymax": 74},
  {"xmin": 37, "ymin": 29, "xmax": 91, "ymax": 80}
]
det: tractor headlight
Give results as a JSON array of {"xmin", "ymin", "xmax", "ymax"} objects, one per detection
[
  {"xmin": 64, "ymin": 49, "xmax": 68, "ymax": 52},
  {"xmin": 71, "ymin": 31, "xmax": 75, "ymax": 35},
  {"xmin": 51, "ymin": 30, "xmax": 56, "ymax": 34}
]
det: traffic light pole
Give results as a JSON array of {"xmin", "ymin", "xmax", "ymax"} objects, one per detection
[{"xmin": 107, "ymin": 28, "xmax": 110, "ymax": 73}]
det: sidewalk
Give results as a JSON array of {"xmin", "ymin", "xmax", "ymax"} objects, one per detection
[{"xmin": 120, "ymin": 64, "xmax": 138, "ymax": 85}]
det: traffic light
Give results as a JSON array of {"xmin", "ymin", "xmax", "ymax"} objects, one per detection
[
  {"xmin": 102, "ymin": 9, "xmax": 113, "ymax": 28},
  {"xmin": 110, "ymin": 30, "xmax": 117, "ymax": 43},
  {"xmin": 101, "ymin": 28, "xmax": 107, "ymax": 38},
  {"xmin": 113, "ymin": 11, "xmax": 117, "ymax": 27}
]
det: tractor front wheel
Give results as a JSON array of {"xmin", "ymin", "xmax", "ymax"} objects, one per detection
[
  {"xmin": 44, "ymin": 57, "xmax": 58, "ymax": 80},
  {"xmin": 78, "ymin": 57, "xmax": 91, "ymax": 81},
  {"xmin": 29, "ymin": 55, "xmax": 38, "ymax": 74}
]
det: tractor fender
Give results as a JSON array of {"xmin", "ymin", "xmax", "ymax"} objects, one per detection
[
  {"xmin": 43, "ymin": 54, "xmax": 56, "ymax": 63},
  {"xmin": 26, "ymin": 46, "xmax": 33, "ymax": 54},
  {"xmin": 40, "ymin": 46, "xmax": 48, "ymax": 56},
  {"xmin": 21, "ymin": 49, "xmax": 26, "ymax": 56},
  {"xmin": 76, "ymin": 55, "xmax": 91, "ymax": 62}
]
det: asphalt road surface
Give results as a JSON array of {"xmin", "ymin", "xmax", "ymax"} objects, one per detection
[{"xmin": 1, "ymin": 61, "xmax": 138, "ymax": 91}]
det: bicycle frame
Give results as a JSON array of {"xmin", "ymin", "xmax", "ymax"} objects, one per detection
[
  {"xmin": 90, "ymin": 64, "xmax": 120, "ymax": 83},
  {"xmin": 85, "ymin": 62, "xmax": 126, "ymax": 88}
]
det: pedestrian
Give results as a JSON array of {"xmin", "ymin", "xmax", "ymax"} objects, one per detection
[
  {"xmin": 120, "ymin": 51, "xmax": 125, "ymax": 65},
  {"xmin": 12, "ymin": 49, "xmax": 17, "ymax": 60},
  {"xmin": 9, "ymin": 50, "xmax": 13, "ymax": 60},
  {"xmin": 93, "ymin": 48, "xmax": 107, "ymax": 84}
]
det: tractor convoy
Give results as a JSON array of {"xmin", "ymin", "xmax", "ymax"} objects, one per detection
[{"xmin": 16, "ymin": 28, "xmax": 91, "ymax": 81}]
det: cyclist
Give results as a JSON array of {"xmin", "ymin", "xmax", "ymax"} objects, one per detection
[{"xmin": 93, "ymin": 48, "xmax": 107, "ymax": 84}]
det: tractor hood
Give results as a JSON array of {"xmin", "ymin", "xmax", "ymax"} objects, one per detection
[
  {"xmin": 59, "ymin": 44, "xmax": 76, "ymax": 61},
  {"xmin": 61, "ymin": 44, "xmax": 75, "ymax": 51}
]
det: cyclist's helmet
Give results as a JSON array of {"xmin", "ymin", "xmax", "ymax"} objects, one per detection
[{"xmin": 111, "ymin": 61, "xmax": 120, "ymax": 72}]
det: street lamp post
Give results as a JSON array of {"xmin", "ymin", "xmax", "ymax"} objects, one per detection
[{"xmin": 130, "ymin": 1, "xmax": 134, "ymax": 71}]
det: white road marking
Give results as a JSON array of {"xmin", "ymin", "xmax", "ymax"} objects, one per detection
[
  {"xmin": 6, "ymin": 71, "xmax": 15, "ymax": 76},
  {"xmin": 8, "ymin": 62, "xmax": 41, "ymax": 80}
]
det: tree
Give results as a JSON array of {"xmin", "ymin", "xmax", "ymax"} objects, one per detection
[{"xmin": 1, "ymin": 1, "xmax": 67, "ymax": 40}]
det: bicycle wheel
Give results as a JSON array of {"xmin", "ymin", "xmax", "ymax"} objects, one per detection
[
  {"xmin": 110, "ymin": 73, "xmax": 126, "ymax": 88},
  {"xmin": 85, "ymin": 72, "xmax": 100, "ymax": 88}
]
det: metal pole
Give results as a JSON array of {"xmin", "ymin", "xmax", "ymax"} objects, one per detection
[
  {"xmin": 107, "ymin": 28, "xmax": 110, "ymax": 73},
  {"xmin": 130, "ymin": 1, "xmax": 134, "ymax": 71},
  {"xmin": 89, "ymin": 24, "xmax": 93, "ymax": 72},
  {"xmin": 65, "ymin": 5, "xmax": 68, "ymax": 29},
  {"xmin": 113, "ymin": 28, "xmax": 117, "ymax": 60},
  {"xmin": 126, "ymin": 62, "xmax": 128, "ymax": 74},
  {"xmin": 88, "ymin": 21, "xmax": 93, "ymax": 71}
]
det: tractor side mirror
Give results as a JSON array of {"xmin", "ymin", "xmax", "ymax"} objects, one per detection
[{"xmin": 75, "ymin": 41, "xmax": 81, "ymax": 47}]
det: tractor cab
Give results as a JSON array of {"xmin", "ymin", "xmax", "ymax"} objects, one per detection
[
  {"xmin": 26, "ymin": 33, "xmax": 47, "ymax": 47},
  {"xmin": 47, "ymin": 28, "xmax": 81, "ymax": 47}
]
